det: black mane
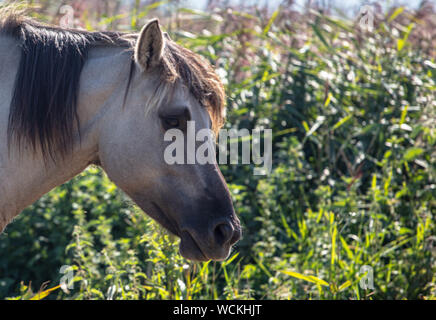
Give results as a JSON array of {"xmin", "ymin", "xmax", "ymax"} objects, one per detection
[{"xmin": 2, "ymin": 12, "xmax": 134, "ymax": 160}]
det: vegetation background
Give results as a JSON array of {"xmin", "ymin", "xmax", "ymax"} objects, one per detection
[{"xmin": 0, "ymin": 0, "xmax": 435, "ymax": 300}]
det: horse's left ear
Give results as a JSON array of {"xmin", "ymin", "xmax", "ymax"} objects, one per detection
[{"xmin": 135, "ymin": 19, "xmax": 165, "ymax": 72}]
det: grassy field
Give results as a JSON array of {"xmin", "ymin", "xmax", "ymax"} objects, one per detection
[{"xmin": 0, "ymin": 0, "xmax": 435, "ymax": 300}]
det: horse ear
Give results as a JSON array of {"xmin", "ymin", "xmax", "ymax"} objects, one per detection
[{"xmin": 135, "ymin": 19, "xmax": 164, "ymax": 72}]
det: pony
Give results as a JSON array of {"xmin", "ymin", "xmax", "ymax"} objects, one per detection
[{"xmin": 0, "ymin": 9, "xmax": 241, "ymax": 261}]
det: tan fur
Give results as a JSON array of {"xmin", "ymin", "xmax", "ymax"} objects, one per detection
[{"xmin": 0, "ymin": 10, "xmax": 240, "ymax": 261}]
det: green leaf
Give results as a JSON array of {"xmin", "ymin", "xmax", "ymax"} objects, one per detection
[
  {"xmin": 324, "ymin": 92, "xmax": 333, "ymax": 107},
  {"xmin": 280, "ymin": 270, "xmax": 329, "ymax": 286},
  {"xmin": 332, "ymin": 115, "xmax": 352, "ymax": 130},
  {"xmin": 403, "ymin": 147, "xmax": 424, "ymax": 162},
  {"xmin": 30, "ymin": 285, "xmax": 60, "ymax": 300},
  {"xmin": 399, "ymin": 105, "xmax": 408, "ymax": 125},
  {"xmin": 331, "ymin": 224, "xmax": 337, "ymax": 267},
  {"xmin": 263, "ymin": 9, "xmax": 280, "ymax": 34},
  {"xmin": 338, "ymin": 280, "xmax": 352, "ymax": 292},
  {"xmin": 397, "ymin": 23, "xmax": 415, "ymax": 52},
  {"xmin": 311, "ymin": 23, "xmax": 330, "ymax": 49},
  {"xmin": 222, "ymin": 252, "xmax": 239, "ymax": 266},
  {"xmin": 388, "ymin": 7, "xmax": 404, "ymax": 23}
]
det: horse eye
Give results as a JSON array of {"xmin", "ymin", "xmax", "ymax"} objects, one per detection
[{"xmin": 163, "ymin": 117, "xmax": 180, "ymax": 129}]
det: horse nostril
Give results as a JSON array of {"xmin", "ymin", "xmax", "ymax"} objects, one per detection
[{"xmin": 213, "ymin": 222, "xmax": 234, "ymax": 246}]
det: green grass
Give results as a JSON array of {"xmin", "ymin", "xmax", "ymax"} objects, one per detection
[{"xmin": 0, "ymin": 1, "xmax": 435, "ymax": 300}]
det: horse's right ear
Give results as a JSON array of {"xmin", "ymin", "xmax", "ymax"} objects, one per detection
[{"xmin": 135, "ymin": 19, "xmax": 165, "ymax": 72}]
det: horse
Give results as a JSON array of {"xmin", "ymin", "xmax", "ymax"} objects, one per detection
[{"xmin": 0, "ymin": 9, "xmax": 241, "ymax": 262}]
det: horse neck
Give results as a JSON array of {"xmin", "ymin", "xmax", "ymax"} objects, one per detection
[{"xmin": 0, "ymin": 39, "xmax": 131, "ymax": 232}]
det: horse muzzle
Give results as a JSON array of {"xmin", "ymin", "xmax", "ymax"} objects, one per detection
[{"xmin": 179, "ymin": 218, "xmax": 242, "ymax": 261}]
